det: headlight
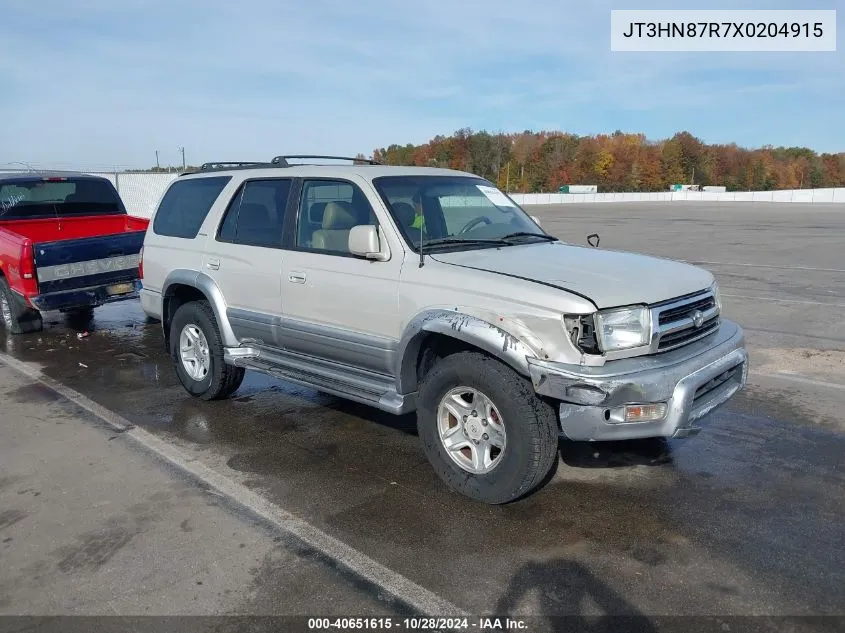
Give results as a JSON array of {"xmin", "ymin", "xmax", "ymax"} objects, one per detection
[
  {"xmin": 594, "ymin": 305, "xmax": 651, "ymax": 352},
  {"xmin": 711, "ymin": 281, "xmax": 722, "ymax": 312}
]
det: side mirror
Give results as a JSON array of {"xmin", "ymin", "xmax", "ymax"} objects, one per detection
[
  {"xmin": 349, "ymin": 225, "xmax": 388, "ymax": 260},
  {"xmin": 530, "ymin": 215, "xmax": 542, "ymax": 228}
]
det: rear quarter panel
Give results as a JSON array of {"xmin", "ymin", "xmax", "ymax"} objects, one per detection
[
  {"xmin": 0, "ymin": 225, "xmax": 29, "ymax": 293},
  {"xmin": 140, "ymin": 176, "xmax": 240, "ymax": 296}
]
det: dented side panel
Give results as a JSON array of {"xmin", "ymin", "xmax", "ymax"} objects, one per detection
[{"xmin": 397, "ymin": 254, "xmax": 596, "ymax": 370}]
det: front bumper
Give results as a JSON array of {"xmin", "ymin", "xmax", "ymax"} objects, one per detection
[
  {"xmin": 28, "ymin": 280, "xmax": 142, "ymax": 312},
  {"xmin": 527, "ymin": 319, "xmax": 748, "ymax": 441}
]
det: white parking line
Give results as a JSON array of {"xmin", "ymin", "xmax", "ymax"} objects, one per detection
[
  {"xmin": 684, "ymin": 261, "xmax": 845, "ymax": 274},
  {"xmin": 0, "ymin": 352, "xmax": 467, "ymax": 618},
  {"xmin": 721, "ymin": 293, "xmax": 845, "ymax": 308},
  {"xmin": 751, "ymin": 371, "xmax": 845, "ymax": 392}
]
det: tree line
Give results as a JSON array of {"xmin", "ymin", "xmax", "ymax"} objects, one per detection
[{"xmin": 369, "ymin": 129, "xmax": 845, "ymax": 193}]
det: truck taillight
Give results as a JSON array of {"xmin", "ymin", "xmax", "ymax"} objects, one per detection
[
  {"xmin": 20, "ymin": 241, "xmax": 35, "ymax": 281},
  {"xmin": 139, "ymin": 246, "xmax": 144, "ymax": 279}
]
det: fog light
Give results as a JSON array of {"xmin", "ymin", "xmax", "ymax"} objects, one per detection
[{"xmin": 625, "ymin": 403, "xmax": 667, "ymax": 423}]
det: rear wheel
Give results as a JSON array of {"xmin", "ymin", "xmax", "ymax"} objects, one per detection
[
  {"xmin": 169, "ymin": 300, "xmax": 245, "ymax": 400},
  {"xmin": 416, "ymin": 351, "xmax": 559, "ymax": 504},
  {"xmin": 0, "ymin": 278, "xmax": 43, "ymax": 335}
]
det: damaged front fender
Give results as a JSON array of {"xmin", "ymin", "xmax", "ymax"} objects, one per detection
[{"xmin": 395, "ymin": 309, "xmax": 541, "ymax": 394}]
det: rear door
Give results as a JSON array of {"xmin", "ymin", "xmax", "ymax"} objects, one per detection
[{"xmin": 201, "ymin": 177, "xmax": 293, "ymax": 347}]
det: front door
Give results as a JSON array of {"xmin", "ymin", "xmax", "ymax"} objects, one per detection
[
  {"xmin": 279, "ymin": 178, "xmax": 402, "ymax": 374},
  {"xmin": 201, "ymin": 177, "xmax": 293, "ymax": 347}
]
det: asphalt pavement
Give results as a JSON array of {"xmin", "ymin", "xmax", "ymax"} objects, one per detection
[{"xmin": 0, "ymin": 201, "xmax": 843, "ymax": 631}]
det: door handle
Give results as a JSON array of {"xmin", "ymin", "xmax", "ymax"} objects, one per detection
[
  {"xmin": 206, "ymin": 257, "xmax": 220, "ymax": 271},
  {"xmin": 288, "ymin": 272, "xmax": 306, "ymax": 284}
]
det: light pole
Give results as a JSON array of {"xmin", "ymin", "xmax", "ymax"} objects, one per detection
[{"xmin": 177, "ymin": 146, "xmax": 186, "ymax": 170}]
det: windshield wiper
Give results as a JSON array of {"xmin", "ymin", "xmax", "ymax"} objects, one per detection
[
  {"xmin": 498, "ymin": 232, "xmax": 558, "ymax": 243},
  {"xmin": 421, "ymin": 237, "xmax": 508, "ymax": 251}
]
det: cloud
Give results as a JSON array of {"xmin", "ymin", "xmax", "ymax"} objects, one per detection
[{"xmin": 0, "ymin": 0, "xmax": 842, "ymax": 169}]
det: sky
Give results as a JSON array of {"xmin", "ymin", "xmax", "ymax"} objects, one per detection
[{"xmin": 1, "ymin": 0, "xmax": 843, "ymax": 170}]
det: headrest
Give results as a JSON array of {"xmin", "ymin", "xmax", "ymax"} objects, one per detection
[
  {"xmin": 322, "ymin": 201, "xmax": 357, "ymax": 230},
  {"xmin": 308, "ymin": 202, "xmax": 328, "ymax": 224},
  {"xmin": 392, "ymin": 201, "xmax": 415, "ymax": 226}
]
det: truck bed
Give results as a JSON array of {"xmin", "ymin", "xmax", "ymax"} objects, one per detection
[{"xmin": 0, "ymin": 214, "xmax": 149, "ymax": 243}]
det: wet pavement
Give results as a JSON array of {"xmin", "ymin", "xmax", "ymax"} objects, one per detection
[
  {"xmin": 0, "ymin": 363, "xmax": 404, "ymax": 619},
  {"xmin": 1, "ymin": 202, "xmax": 844, "ymax": 625}
]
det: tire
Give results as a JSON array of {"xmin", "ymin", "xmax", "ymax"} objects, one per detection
[
  {"xmin": 416, "ymin": 351, "xmax": 559, "ymax": 504},
  {"xmin": 169, "ymin": 300, "xmax": 245, "ymax": 400},
  {"xmin": 0, "ymin": 278, "xmax": 43, "ymax": 335},
  {"xmin": 64, "ymin": 306, "xmax": 95, "ymax": 319}
]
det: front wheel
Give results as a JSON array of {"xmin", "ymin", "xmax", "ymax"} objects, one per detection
[
  {"xmin": 416, "ymin": 351, "xmax": 559, "ymax": 504},
  {"xmin": 169, "ymin": 300, "xmax": 245, "ymax": 400}
]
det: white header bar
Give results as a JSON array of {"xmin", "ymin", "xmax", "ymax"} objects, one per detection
[{"xmin": 611, "ymin": 10, "xmax": 837, "ymax": 52}]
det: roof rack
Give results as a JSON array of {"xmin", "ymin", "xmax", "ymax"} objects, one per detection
[
  {"xmin": 199, "ymin": 161, "xmax": 275, "ymax": 171},
  {"xmin": 270, "ymin": 155, "xmax": 382, "ymax": 166}
]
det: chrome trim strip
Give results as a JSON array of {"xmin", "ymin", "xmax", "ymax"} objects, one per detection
[{"xmin": 36, "ymin": 254, "xmax": 141, "ymax": 283}]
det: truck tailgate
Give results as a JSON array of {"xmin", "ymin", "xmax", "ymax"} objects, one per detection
[{"xmin": 33, "ymin": 231, "xmax": 145, "ymax": 295}]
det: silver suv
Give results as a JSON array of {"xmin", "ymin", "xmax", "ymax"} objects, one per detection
[{"xmin": 140, "ymin": 155, "xmax": 748, "ymax": 504}]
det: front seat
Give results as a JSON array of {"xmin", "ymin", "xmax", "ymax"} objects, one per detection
[
  {"xmin": 311, "ymin": 201, "xmax": 358, "ymax": 252},
  {"xmin": 392, "ymin": 201, "xmax": 427, "ymax": 240}
]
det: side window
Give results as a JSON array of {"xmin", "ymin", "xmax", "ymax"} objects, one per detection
[
  {"xmin": 296, "ymin": 180, "xmax": 378, "ymax": 255},
  {"xmin": 216, "ymin": 178, "xmax": 292, "ymax": 249},
  {"xmin": 153, "ymin": 176, "xmax": 231, "ymax": 239}
]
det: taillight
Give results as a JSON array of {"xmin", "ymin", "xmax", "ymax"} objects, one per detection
[
  {"xmin": 20, "ymin": 241, "xmax": 35, "ymax": 281},
  {"xmin": 139, "ymin": 246, "xmax": 144, "ymax": 279}
]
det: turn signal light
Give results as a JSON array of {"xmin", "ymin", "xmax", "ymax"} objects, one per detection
[{"xmin": 625, "ymin": 403, "xmax": 667, "ymax": 423}]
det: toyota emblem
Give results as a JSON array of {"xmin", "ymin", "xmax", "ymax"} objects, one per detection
[{"xmin": 692, "ymin": 310, "xmax": 704, "ymax": 328}]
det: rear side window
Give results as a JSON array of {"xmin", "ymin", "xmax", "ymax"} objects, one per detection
[
  {"xmin": 216, "ymin": 178, "xmax": 292, "ymax": 248},
  {"xmin": 153, "ymin": 176, "xmax": 231, "ymax": 239},
  {"xmin": 0, "ymin": 177, "xmax": 125, "ymax": 219}
]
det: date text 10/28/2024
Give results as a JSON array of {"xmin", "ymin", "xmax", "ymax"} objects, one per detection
[{"xmin": 308, "ymin": 617, "xmax": 528, "ymax": 631}]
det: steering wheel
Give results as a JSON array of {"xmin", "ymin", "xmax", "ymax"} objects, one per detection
[{"xmin": 458, "ymin": 216, "xmax": 492, "ymax": 234}]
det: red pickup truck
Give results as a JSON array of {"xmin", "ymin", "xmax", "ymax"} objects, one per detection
[{"xmin": 0, "ymin": 172, "xmax": 149, "ymax": 334}]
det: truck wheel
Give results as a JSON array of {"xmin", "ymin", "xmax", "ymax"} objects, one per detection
[
  {"xmin": 0, "ymin": 278, "xmax": 43, "ymax": 335},
  {"xmin": 416, "ymin": 351, "xmax": 559, "ymax": 504},
  {"xmin": 169, "ymin": 300, "xmax": 245, "ymax": 400}
]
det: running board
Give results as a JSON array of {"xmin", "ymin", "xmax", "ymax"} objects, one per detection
[{"xmin": 224, "ymin": 346, "xmax": 416, "ymax": 415}]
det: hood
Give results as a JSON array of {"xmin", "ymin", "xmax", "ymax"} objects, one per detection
[{"xmin": 430, "ymin": 241, "xmax": 714, "ymax": 309}]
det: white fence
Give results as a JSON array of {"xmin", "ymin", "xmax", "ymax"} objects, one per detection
[
  {"xmin": 3, "ymin": 171, "xmax": 843, "ymax": 218},
  {"xmin": 88, "ymin": 172, "xmax": 176, "ymax": 218},
  {"xmin": 508, "ymin": 188, "xmax": 845, "ymax": 206}
]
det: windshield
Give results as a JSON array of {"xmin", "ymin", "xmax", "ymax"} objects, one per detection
[
  {"xmin": 373, "ymin": 175, "xmax": 548, "ymax": 251},
  {"xmin": 0, "ymin": 176, "xmax": 125, "ymax": 220}
]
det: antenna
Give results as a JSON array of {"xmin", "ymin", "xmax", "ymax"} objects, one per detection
[{"xmin": 416, "ymin": 191, "xmax": 425, "ymax": 268}]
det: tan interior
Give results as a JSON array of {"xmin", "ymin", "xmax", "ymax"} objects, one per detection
[{"xmin": 311, "ymin": 201, "xmax": 359, "ymax": 252}]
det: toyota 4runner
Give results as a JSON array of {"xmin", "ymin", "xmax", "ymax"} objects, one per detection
[{"xmin": 139, "ymin": 156, "xmax": 748, "ymax": 504}]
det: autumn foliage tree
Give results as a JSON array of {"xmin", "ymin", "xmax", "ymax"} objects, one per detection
[{"xmin": 372, "ymin": 130, "xmax": 844, "ymax": 193}]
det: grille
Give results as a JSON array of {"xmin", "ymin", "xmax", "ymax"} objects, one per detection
[
  {"xmin": 658, "ymin": 315, "xmax": 720, "ymax": 350},
  {"xmin": 652, "ymin": 290, "xmax": 720, "ymax": 353},
  {"xmin": 658, "ymin": 296, "xmax": 716, "ymax": 326}
]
